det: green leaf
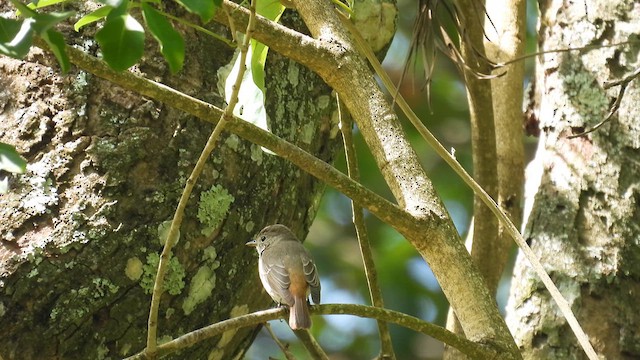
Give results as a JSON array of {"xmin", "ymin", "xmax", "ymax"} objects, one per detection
[
  {"xmin": 32, "ymin": 11, "xmax": 74, "ymax": 34},
  {"xmin": 175, "ymin": 0, "xmax": 217, "ymax": 23},
  {"xmin": 95, "ymin": 13, "xmax": 144, "ymax": 71},
  {"xmin": 10, "ymin": 0, "xmax": 37, "ymax": 17},
  {"xmin": 0, "ymin": 17, "xmax": 34, "ymax": 59},
  {"xmin": 141, "ymin": 3, "xmax": 184, "ymax": 74},
  {"xmin": 224, "ymin": 45, "xmax": 272, "ymax": 155},
  {"xmin": 41, "ymin": 29, "xmax": 70, "ymax": 72},
  {"xmin": 0, "ymin": 143, "xmax": 27, "ymax": 174},
  {"xmin": 74, "ymin": 6, "xmax": 113, "ymax": 31},
  {"xmin": 250, "ymin": 0, "xmax": 284, "ymax": 91},
  {"xmin": 27, "ymin": 0, "xmax": 70, "ymax": 10}
]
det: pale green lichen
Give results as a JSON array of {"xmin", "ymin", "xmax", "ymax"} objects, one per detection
[
  {"xmin": 317, "ymin": 95, "xmax": 330, "ymax": 109},
  {"xmin": 250, "ymin": 144, "xmax": 263, "ymax": 165},
  {"xmin": 140, "ymin": 252, "xmax": 185, "ymax": 295},
  {"xmin": 165, "ymin": 307, "xmax": 175, "ymax": 319},
  {"xmin": 91, "ymin": 278, "xmax": 119, "ymax": 298},
  {"xmin": 224, "ymin": 134, "xmax": 240, "ymax": 151},
  {"xmin": 49, "ymin": 277, "xmax": 119, "ymax": 324},
  {"xmin": 245, "ymin": 221, "xmax": 255, "ymax": 234},
  {"xmin": 96, "ymin": 339, "xmax": 109, "ymax": 360},
  {"xmin": 21, "ymin": 158, "xmax": 58, "ymax": 216},
  {"xmin": 182, "ymin": 265, "xmax": 216, "ymax": 315},
  {"xmin": 125, "ymin": 257, "xmax": 143, "ymax": 281},
  {"xmin": 287, "ymin": 60, "xmax": 299, "ymax": 86},
  {"xmin": 301, "ymin": 122, "xmax": 315, "ymax": 144},
  {"xmin": 197, "ymin": 185, "xmax": 235, "ymax": 236},
  {"xmin": 73, "ymin": 71, "xmax": 88, "ymax": 92},
  {"xmin": 202, "ymin": 246, "xmax": 218, "ymax": 262},
  {"xmin": 182, "ymin": 246, "xmax": 221, "ymax": 315},
  {"xmin": 27, "ymin": 268, "xmax": 39, "ymax": 278}
]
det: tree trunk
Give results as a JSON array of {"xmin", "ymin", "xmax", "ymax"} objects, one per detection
[
  {"xmin": 506, "ymin": 0, "xmax": 640, "ymax": 358},
  {"xmin": 0, "ymin": 4, "xmax": 339, "ymax": 359}
]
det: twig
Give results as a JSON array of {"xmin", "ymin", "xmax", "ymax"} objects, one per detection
[
  {"xmin": 293, "ymin": 329, "xmax": 329, "ymax": 360},
  {"xmin": 124, "ymin": 304, "xmax": 495, "ymax": 360},
  {"xmin": 159, "ymin": 10, "xmax": 236, "ymax": 47},
  {"xmin": 144, "ymin": 0, "xmax": 258, "ymax": 357},
  {"xmin": 338, "ymin": 95, "xmax": 395, "ymax": 360},
  {"xmin": 337, "ymin": 11, "xmax": 599, "ymax": 360},
  {"xmin": 568, "ymin": 66, "xmax": 640, "ymax": 138},
  {"xmin": 264, "ymin": 323, "xmax": 296, "ymax": 360}
]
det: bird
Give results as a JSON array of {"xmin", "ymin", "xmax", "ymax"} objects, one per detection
[{"xmin": 246, "ymin": 224, "xmax": 321, "ymax": 329}]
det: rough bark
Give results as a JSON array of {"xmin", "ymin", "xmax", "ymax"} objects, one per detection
[
  {"xmin": 506, "ymin": 0, "xmax": 640, "ymax": 358},
  {"xmin": 0, "ymin": 4, "xmax": 339, "ymax": 359}
]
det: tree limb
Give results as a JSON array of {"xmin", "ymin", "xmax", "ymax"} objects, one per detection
[{"xmin": 124, "ymin": 304, "xmax": 497, "ymax": 360}]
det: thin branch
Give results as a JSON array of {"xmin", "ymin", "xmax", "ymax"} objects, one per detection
[
  {"xmin": 338, "ymin": 96, "xmax": 395, "ymax": 360},
  {"xmin": 124, "ymin": 304, "xmax": 496, "ymax": 360},
  {"xmin": 292, "ymin": 329, "xmax": 329, "ymax": 360},
  {"xmin": 145, "ymin": 1, "xmax": 258, "ymax": 356},
  {"xmin": 264, "ymin": 323, "xmax": 296, "ymax": 360},
  {"xmin": 455, "ymin": 0, "xmax": 501, "ymax": 296},
  {"xmin": 160, "ymin": 10, "xmax": 236, "ymax": 47},
  {"xmin": 568, "ymin": 66, "xmax": 640, "ymax": 138},
  {"xmin": 483, "ymin": 0, "xmax": 526, "ymax": 295},
  {"xmin": 338, "ymin": 12, "xmax": 599, "ymax": 360}
]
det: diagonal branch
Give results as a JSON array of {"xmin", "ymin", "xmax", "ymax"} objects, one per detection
[
  {"xmin": 293, "ymin": 329, "xmax": 329, "ymax": 360},
  {"xmin": 31, "ymin": 38, "xmax": 415, "ymax": 233}
]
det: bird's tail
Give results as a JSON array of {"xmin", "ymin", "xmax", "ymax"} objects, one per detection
[{"xmin": 289, "ymin": 296, "xmax": 311, "ymax": 330}]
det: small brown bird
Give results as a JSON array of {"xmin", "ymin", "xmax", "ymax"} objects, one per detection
[{"xmin": 246, "ymin": 224, "xmax": 321, "ymax": 330}]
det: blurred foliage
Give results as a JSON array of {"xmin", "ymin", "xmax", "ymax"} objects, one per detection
[{"xmin": 247, "ymin": 0, "xmax": 540, "ymax": 359}]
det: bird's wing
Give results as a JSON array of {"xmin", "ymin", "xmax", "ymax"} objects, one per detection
[
  {"xmin": 261, "ymin": 259, "xmax": 294, "ymax": 306},
  {"xmin": 301, "ymin": 255, "xmax": 321, "ymax": 304}
]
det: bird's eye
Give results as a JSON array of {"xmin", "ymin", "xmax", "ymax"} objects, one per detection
[{"xmin": 260, "ymin": 236, "xmax": 266, "ymax": 242}]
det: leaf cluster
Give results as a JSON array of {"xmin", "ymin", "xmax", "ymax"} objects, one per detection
[{"xmin": 1, "ymin": 0, "xmax": 226, "ymax": 74}]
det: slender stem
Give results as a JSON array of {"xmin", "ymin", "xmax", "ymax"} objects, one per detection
[
  {"xmin": 160, "ymin": 10, "xmax": 236, "ymax": 47},
  {"xmin": 144, "ymin": 1, "xmax": 258, "ymax": 356},
  {"xmin": 264, "ymin": 323, "xmax": 296, "ymax": 360},
  {"xmin": 293, "ymin": 329, "xmax": 329, "ymax": 360},
  {"xmin": 456, "ymin": 0, "xmax": 500, "ymax": 295},
  {"xmin": 484, "ymin": 0, "xmax": 526, "ymax": 295},
  {"xmin": 338, "ymin": 96, "xmax": 395, "ymax": 360}
]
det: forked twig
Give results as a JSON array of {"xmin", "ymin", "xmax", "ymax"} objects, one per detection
[{"xmin": 264, "ymin": 322, "xmax": 296, "ymax": 360}]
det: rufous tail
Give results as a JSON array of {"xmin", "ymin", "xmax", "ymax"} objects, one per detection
[{"xmin": 289, "ymin": 296, "xmax": 311, "ymax": 330}]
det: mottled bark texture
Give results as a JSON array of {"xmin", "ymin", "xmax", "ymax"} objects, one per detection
[
  {"xmin": 0, "ymin": 4, "xmax": 340, "ymax": 359},
  {"xmin": 506, "ymin": 0, "xmax": 640, "ymax": 358}
]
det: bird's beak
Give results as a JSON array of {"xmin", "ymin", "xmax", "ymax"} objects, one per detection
[{"xmin": 245, "ymin": 239, "xmax": 257, "ymax": 247}]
